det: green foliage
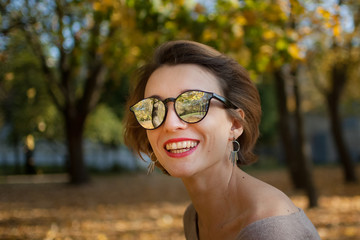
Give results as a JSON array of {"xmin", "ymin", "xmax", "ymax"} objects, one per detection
[
  {"xmin": 2, "ymin": 0, "xmax": 359, "ymax": 159},
  {"xmin": 0, "ymin": 32, "xmax": 63, "ymax": 143},
  {"xmin": 85, "ymin": 104, "xmax": 123, "ymax": 146}
]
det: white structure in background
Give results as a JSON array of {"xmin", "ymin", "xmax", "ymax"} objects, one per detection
[
  {"xmin": 0, "ymin": 137, "xmax": 148, "ymax": 172},
  {"xmin": 0, "ymin": 115, "xmax": 359, "ymax": 171}
]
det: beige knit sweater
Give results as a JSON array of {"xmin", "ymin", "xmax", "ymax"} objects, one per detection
[{"xmin": 183, "ymin": 204, "xmax": 321, "ymax": 240}]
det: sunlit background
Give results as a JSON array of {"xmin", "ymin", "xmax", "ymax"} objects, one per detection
[{"xmin": 1, "ymin": 0, "xmax": 359, "ymax": 239}]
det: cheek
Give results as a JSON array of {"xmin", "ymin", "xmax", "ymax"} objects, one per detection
[
  {"xmin": 199, "ymin": 110, "xmax": 233, "ymax": 149},
  {"xmin": 205, "ymin": 107, "xmax": 233, "ymax": 132}
]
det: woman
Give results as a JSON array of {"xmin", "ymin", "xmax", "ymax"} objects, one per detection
[{"xmin": 124, "ymin": 40, "xmax": 321, "ymax": 240}]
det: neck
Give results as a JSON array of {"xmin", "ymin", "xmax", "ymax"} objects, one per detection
[{"xmin": 182, "ymin": 161, "xmax": 248, "ymax": 229}]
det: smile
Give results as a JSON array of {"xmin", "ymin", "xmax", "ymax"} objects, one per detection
[{"xmin": 165, "ymin": 140, "xmax": 199, "ymax": 154}]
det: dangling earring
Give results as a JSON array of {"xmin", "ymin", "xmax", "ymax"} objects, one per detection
[
  {"xmin": 147, "ymin": 152, "xmax": 158, "ymax": 175},
  {"xmin": 147, "ymin": 160, "xmax": 157, "ymax": 175},
  {"xmin": 229, "ymin": 137, "xmax": 240, "ymax": 166}
]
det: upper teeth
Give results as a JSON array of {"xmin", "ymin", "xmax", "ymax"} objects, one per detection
[{"xmin": 165, "ymin": 141, "xmax": 198, "ymax": 150}]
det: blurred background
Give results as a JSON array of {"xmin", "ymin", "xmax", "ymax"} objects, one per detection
[{"xmin": 0, "ymin": 0, "xmax": 359, "ymax": 239}]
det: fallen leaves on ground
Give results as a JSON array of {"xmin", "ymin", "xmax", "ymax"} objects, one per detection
[{"xmin": 0, "ymin": 166, "xmax": 359, "ymax": 240}]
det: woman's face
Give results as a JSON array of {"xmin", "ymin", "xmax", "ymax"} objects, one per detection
[{"xmin": 144, "ymin": 64, "xmax": 235, "ymax": 178}]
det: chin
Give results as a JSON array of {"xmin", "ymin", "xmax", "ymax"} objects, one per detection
[{"xmin": 165, "ymin": 165, "xmax": 197, "ymax": 178}]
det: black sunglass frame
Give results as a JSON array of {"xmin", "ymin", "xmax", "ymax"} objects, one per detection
[{"xmin": 130, "ymin": 90, "xmax": 237, "ymax": 130}]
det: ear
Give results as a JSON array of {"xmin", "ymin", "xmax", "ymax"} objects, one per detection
[{"xmin": 230, "ymin": 109, "xmax": 245, "ymax": 140}]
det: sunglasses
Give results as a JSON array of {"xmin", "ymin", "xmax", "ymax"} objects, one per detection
[{"xmin": 130, "ymin": 90, "xmax": 237, "ymax": 130}]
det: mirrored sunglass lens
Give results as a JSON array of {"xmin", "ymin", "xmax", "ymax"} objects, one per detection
[
  {"xmin": 175, "ymin": 91, "xmax": 210, "ymax": 123},
  {"xmin": 131, "ymin": 98, "xmax": 165, "ymax": 129}
]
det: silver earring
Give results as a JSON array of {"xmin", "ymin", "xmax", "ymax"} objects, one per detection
[
  {"xmin": 147, "ymin": 160, "xmax": 158, "ymax": 174},
  {"xmin": 230, "ymin": 138, "xmax": 240, "ymax": 166},
  {"xmin": 147, "ymin": 152, "xmax": 158, "ymax": 175}
]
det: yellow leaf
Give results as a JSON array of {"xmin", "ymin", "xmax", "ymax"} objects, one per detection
[
  {"xmin": 111, "ymin": 12, "xmax": 122, "ymax": 25},
  {"xmin": 275, "ymin": 39, "xmax": 288, "ymax": 50},
  {"xmin": 202, "ymin": 29, "xmax": 216, "ymax": 41},
  {"xmin": 103, "ymin": 0, "xmax": 113, "ymax": 7},
  {"xmin": 333, "ymin": 24, "xmax": 341, "ymax": 37},
  {"xmin": 263, "ymin": 30, "xmax": 276, "ymax": 40},
  {"xmin": 174, "ymin": 0, "xmax": 184, "ymax": 6},
  {"xmin": 130, "ymin": 46, "xmax": 140, "ymax": 57},
  {"xmin": 93, "ymin": 2, "xmax": 101, "ymax": 11},
  {"xmin": 288, "ymin": 43, "xmax": 302, "ymax": 60},
  {"xmin": 316, "ymin": 7, "xmax": 330, "ymax": 20},
  {"xmin": 234, "ymin": 15, "xmax": 247, "ymax": 25}
]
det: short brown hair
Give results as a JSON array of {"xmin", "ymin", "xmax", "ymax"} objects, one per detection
[{"xmin": 124, "ymin": 40, "xmax": 261, "ymax": 172}]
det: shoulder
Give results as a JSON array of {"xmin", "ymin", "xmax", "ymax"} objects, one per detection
[
  {"xmin": 243, "ymin": 176, "xmax": 299, "ymax": 223},
  {"xmin": 238, "ymin": 174, "xmax": 313, "ymax": 233},
  {"xmin": 237, "ymin": 209, "xmax": 321, "ymax": 240}
]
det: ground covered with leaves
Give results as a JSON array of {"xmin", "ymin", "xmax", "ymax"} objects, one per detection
[{"xmin": 0, "ymin": 166, "xmax": 359, "ymax": 240}]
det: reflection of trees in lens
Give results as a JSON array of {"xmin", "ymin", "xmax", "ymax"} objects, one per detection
[
  {"xmin": 177, "ymin": 91, "xmax": 210, "ymax": 122},
  {"xmin": 133, "ymin": 98, "xmax": 165, "ymax": 129},
  {"xmin": 152, "ymin": 99, "xmax": 163, "ymax": 128},
  {"xmin": 134, "ymin": 100, "xmax": 152, "ymax": 121},
  {"xmin": 132, "ymin": 99, "xmax": 156, "ymax": 129}
]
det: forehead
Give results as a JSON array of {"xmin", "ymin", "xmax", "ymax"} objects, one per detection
[{"xmin": 144, "ymin": 64, "xmax": 222, "ymax": 98}]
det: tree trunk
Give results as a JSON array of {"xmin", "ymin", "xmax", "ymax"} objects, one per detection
[
  {"xmin": 13, "ymin": 138, "xmax": 21, "ymax": 174},
  {"xmin": 65, "ymin": 111, "xmax": 89, "ymax": 184},
  {"xmin": 327, "ymin": 65, "xmax": 357, "ymax": 182},
  {"xmin": 274, "ymin": 69, "xmax": 304, "ymax": 189},
  {"xmin": 17, "ymin": 0, "xmax": 109, "ymax": 185},
  {"xmin": 292, "ymin": 70, "xmax": 318, "ymax": 207}
]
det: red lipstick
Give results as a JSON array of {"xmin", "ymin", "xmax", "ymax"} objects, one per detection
[{"xmin": 164, "ymin": 138, "xmax": 199, "ymax": 158}]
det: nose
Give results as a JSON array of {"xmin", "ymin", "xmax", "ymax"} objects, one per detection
[{"xmin": 163, "ymin": 102, "xmax": 187, "ymax": 131}]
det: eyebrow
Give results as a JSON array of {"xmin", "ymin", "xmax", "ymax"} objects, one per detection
[{"xmin": 146, "ymin": 94, "xmax": 162, "ymax": 99}]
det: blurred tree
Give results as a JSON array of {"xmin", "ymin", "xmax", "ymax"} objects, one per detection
[
  {"xmin": 0, "ymin": 0, "xmax": 141, "ymax": 183},
  {"xmin": 2, "ymin": 0, "xmax": 356, "ymax": 192},
  {"xmin": 288, "ymin": 3, "xmax": 317, "ymax": 206},
  {"xmin": 0, "ymin": 0, "xmax": 204, "ymax": 182},
  {"xmin": 306, "ymin": 0, "xmax": 359, "ymax": 182},
  {"xmin": 206, "ymin": 0, "xmax": 318, "ymax": 207},
  {"xmin": 0, "ymin": 31, "xmax": 62, "ymax": 174},
  {"xmin": 257, "ymin": 80, "xmax": 278, "ymax": 144}
]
